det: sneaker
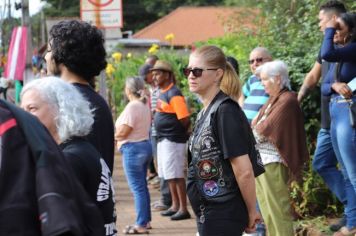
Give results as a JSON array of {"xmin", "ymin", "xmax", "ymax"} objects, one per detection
[
  {"xmin": 330, "ymin": 215, "xmax": 346, "ymax": 232},
  {"xmin": 148, "ymin": 175, "xmax": 159, "ymax": 184},
  {"xmin": 146, "ymin": 173, "xmax": 157, "ymax": 181},
  {"xmin": 148, "ymin": 176, "xmax": 160, "ymax": 187},
  {"xmin": 151, "ymin": 200, "xmax": 169, "ymax": 211}
]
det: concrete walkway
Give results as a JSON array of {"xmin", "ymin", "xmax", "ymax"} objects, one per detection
[{"xmin": 114, "ymin": 153, "xmax": 197, "ymax": 235}]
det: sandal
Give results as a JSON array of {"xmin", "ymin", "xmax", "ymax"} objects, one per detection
[
  {"xmin": 333, "ymin": 226, "xmax": 356, "ymax": 236},
  {"xmin": 123, "ymin": 225, "xmax": 149, "ymax": 234},
  {"xmin": 145, "ymin": 222, "xmax": 152, "ymax": 230}
]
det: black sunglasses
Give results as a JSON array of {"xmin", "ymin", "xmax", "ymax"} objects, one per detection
[
  {"xmin": 248, "ymin": 57, "xmax": 264, "ymax": 65},
  {"xmin": 183, "ymin": 67, "xmax": 219, "ymax": 78}
]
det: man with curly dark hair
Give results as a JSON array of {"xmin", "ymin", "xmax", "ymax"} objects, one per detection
[{"xmin": 45, "ymin": 20, "xmax": 115, "ymax": 173}]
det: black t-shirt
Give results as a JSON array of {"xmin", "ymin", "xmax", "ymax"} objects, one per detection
[
  {"xmin": 213, "ymin": 93, "xmax": 264, "ymax": 177},
  {"xmin": 215, "ymin": 100, "xmax": 250, "ymax": 159},
  {"xmin": 73, "ymin": 83, "xmax": 115, "ymax": 172},
  {"xmin": 154, "ymin": 84, "xmax": 189, "ymax": 143},
  {"xmin": 317, "ymin": 51, "xmax": 332, "ymax": 129},
  {"xmin": 60, "ymin": 137, "xmax": 117, "ymax": 236}
]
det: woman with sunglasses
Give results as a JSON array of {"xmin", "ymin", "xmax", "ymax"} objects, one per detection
[
  {"xmin": 185, "ymin": 45, "xmax": 264, "ymax": 236},
  {"xmin": 320, "ymin": 12, "xmax": 356, "ymax": 236}
]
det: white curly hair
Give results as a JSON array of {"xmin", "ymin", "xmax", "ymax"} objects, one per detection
[{"xmin": 21, "ymin": 76, "xmax": 94, "ymax": 143}]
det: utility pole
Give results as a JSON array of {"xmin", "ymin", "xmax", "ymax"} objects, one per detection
[
  {"xmin": 21, "ymin": 0, "xmax": 33, "ymax": 84},
  {"xmin": 7, "ymin": 0, "xmax": 11, "ymax": 19}
]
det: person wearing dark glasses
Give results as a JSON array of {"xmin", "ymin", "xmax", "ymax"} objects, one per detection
[
  {"xmin": 238, "ymin": 47, "xmax": 272, "ymax": 124},
  {"xmin": 239, "ymin": 48, "xmax": 272, "ymax": 236},
  {"xmin": 185, "ymin": 45, "xmax": 264, "ymax": 236}
]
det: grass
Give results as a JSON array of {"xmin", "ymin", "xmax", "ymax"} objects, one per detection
[{"xmin": 295, "ymin": 216, "xmax": 336, "ymax": 236}]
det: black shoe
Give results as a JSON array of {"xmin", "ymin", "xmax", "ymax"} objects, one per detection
[
  {"xmin": 170, "ymin": 211, "xmax": 191, "ymax": 220},
  {"xmin": 329, "ymin": 215, "xmax": 346, "ymax": 232},
  {"xmin": 160, "ymin": 209, "xmax": 177, "ymax": 217}
]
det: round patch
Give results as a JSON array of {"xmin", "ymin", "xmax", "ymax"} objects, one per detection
[
  {"xmin": 201, "ymin": 136, "xmax": 214, "ymax": 149},
  {"xmin": 198, "ymin": 160, "xmax": 218, "ymax": 179},
  {"xmin": 203, "ymin": 180, "xmax": 219, "ymax": 197}
]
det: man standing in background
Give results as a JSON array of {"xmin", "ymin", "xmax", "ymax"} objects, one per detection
[{"xmin": 298, "ymin": 1, "xmax": 348, "ymax": 231}]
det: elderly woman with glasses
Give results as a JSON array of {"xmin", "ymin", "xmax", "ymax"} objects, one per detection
[
  {"xmin": 20, "ymin": 77, "xmax": 117, "ymax": 236},
  {"xmin": 185, "ymin": 45, "xmax": 264, "ymax": 236},
  {"xmin": 252, "ymin": 60, "xmax": 309, "ymax": 236}
]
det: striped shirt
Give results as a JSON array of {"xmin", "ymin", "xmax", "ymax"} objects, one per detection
[
  {"xmin": 242, "ymin": 75, "xmax": 269, "ymax": 123},
  {"xmin": 150, "ymin": 88, "xmax": 159, "ymax": 136}
]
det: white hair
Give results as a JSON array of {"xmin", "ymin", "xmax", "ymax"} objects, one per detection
[
  {"xmin": 256, "ymin": 60, "xmax": 290, "ymax": 89},
  {"xmin": 21, "ymin": 76, "xmax": 94, "ymax": 142}
]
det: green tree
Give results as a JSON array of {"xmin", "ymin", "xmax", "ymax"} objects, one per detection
[
  {"xmin": 42, "ymin": 0, "xmax": 79, "ymax": 17},
  {"xmin": 39, "ymin": 0, "xmax": 227, "ymax": 32}
]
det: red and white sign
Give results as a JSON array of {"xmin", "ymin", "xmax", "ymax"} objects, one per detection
[{"xmin": 80, "ymin": 0, "xmax": 123, "ymax": 28}]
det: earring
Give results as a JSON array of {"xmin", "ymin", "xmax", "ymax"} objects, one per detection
[{"xmin": 344, "ymin": 34, "xmax": 351, "ymax": 44}]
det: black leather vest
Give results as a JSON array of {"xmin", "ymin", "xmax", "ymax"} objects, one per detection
[{"xmin": 187, "ymin": 95, "xmax": 238, "ymax": 202}]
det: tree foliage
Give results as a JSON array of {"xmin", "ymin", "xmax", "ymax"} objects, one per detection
[
  {"xmin": 42, "ymin": 0, "xmax": 79, "ymax": 17},
  {"xmin": 39, "ymin": 0, "xmax": 225, "ymax": 32}
]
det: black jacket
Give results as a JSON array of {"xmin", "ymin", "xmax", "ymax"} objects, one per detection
[{"xmin": 0, "ymin": 100, "xmax": 104, "ymax": 236}]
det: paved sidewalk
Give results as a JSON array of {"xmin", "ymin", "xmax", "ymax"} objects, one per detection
[{"xmin": 114, "ymin": 153, "xmax": 197, "ymax": 235}]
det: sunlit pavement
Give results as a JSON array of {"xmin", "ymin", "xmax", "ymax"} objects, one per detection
[{"xmin": 114, "ymin": 153, "xmax": 197, "ymax": 235}]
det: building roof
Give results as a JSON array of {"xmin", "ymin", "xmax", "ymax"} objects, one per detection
[{"xmin": 133, "ymin": 6, "xmax": 257, "ymax": 47}]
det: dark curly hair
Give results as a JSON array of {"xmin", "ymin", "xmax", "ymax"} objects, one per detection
[
  {"xmin": 339, "ymin": 12, "xmax": 356, "ymax": 43},
  {"xmin": 49, "ymin": 20, "xmax": 107, "ymax": 84}
]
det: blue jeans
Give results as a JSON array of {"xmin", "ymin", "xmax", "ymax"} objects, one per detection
[
  {"xmin": 330, "ymin": 96, "xmax": 356, "ymax": 229},
  {"xmin": 121, "ymin": 140, "xmax": 152, "ymax": 226},
  {"xmin": 312, "ymin": 128, "xmax": 346, "ymax": 205}
]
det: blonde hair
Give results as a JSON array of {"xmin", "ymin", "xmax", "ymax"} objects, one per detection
[{"xmin": 193, "ymin": 45, "xmax": 241, "ymax": 101}]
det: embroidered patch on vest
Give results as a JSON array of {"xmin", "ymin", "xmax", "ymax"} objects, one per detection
[
  {"xmin": 202, "ymin": 136, "xmax": 214, "ymax": 149},
  {"xmin": 203, "ymin": 180, "xmax": 219, "ymax": 197},
  {"xmin": 197, "ymin": 160, "xmax": 218, "ymax": 179}
]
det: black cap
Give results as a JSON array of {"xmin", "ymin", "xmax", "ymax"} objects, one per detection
[{"xmin": 139, "ymin": 64, "xmax": 153, "ymax": 77}]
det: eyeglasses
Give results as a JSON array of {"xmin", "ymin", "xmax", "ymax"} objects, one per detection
[
  {"xmin": 183, "ymin": 67, "xmax": 219, "ymax": 78},
  {"xmin": 248, "ymin": 57, "xmax": 265, "ymax": 65}
]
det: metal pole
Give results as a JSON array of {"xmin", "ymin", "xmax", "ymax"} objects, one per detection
[
  {"xmin": 7, "ymin": 0, "xmax": 11, "ymax": 19},
  {"xmin": 21, "ymin": 0, "xmax": 33, "ymax": 84},
  {"xmin": 99, "ymin": 29, "xmax": 108, "ymax": 102}
]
